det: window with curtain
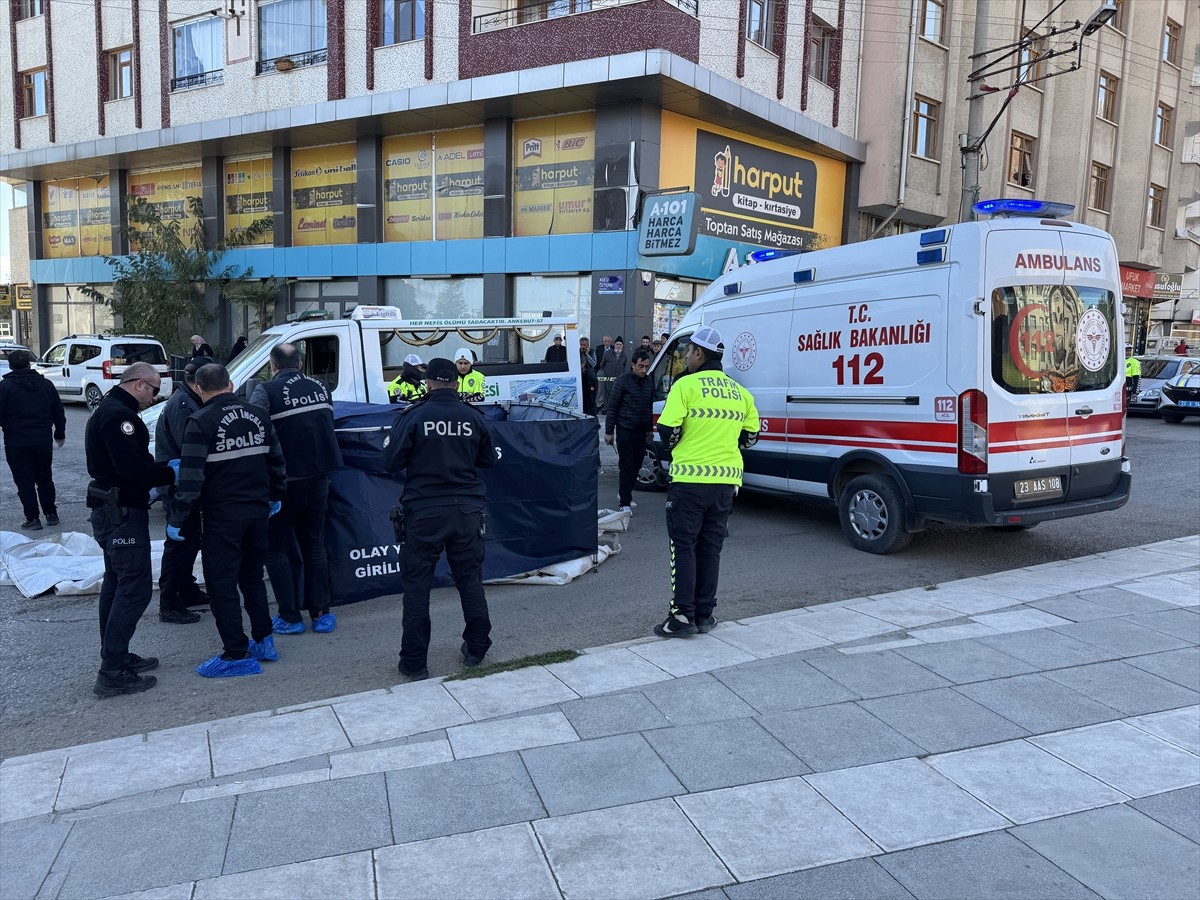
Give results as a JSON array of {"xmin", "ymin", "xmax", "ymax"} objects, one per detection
[
  {"xmin": 109, "ymin": 48, "xmax": 133, "ymax": 100},
  {"xmin": 173, "ymin": 17, "xmax": 224, "ymax": 89},
  {"xmin": 259, "ymin": 0, "xmax": 328, "ymax": 65},
  {"xmin": 746, "ymin": 0, "xmax": 774, "ymax": 48},
  {"xmin": 381, "ymin": 0, "xmax": 425, "ymax": 44}
]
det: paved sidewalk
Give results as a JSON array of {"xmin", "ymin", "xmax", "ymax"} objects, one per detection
[{"xmin": 1, "ymin": 537, "xmax": 1197, "ymax": 900}]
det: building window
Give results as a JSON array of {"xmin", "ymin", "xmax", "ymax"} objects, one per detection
[
  {"xmin": 1089, "ymin": 163, "xmax": 1110, "ymax": 211},
  {"xmin": 382, "ymin": 0, "xmax": 425, "ymax": 44},
  {"xmin": 1147, "ymin": 183, "xmax": 1165, "ymax": 229},
  {"xmin": 18, "ymin": 0, "xmax": 43, "ymax": 19},
  {"xmin": 920, "ymin": 0, "xmax": 945, "ymax": 43},
  {"xmin": 1163, "ymin": 19, "xmax": 1181, "ymax": 66},
  {"xmin": 173, "ymin": 17, "xmax": 224, "ymax": 90},
  {"xmin": 1109, "ymin": 0, "xmax": 1125, "ymax": 30},
  {"xmin": 809, "ymin": 19, "xmax": 835, "ymax": 83},
  {"xmin": 109, "ymin": 48, "xmax": 133, "ymax": 100},
  {"xmin": 1018, "ymin": 30, "xmax": 1045, "ymax": 83},
  {"xmin": 746, "ymin": 0, "xmax": 774, "ymax": 48},
  {"xmin": 1155, "ymin": 103, "xmax": 1174, "ymax": 146},
  {"xmin": 21, "ymin": 69, "xmax": 46, "ymax": 117},
  {"xmin": 1008, "ymin": 132, "xmax": 1035, "ymax": 188},
  {"xmin": 911, "ymin": 95, "xmax": 939, "ymax": 159},
  {"xmin": 1097, "ymin": 71, "xmax": 1119, "ymax": 121},
  {"xmin": 258, "ymin": 0, "xmax": 328, "ymax": 73}
]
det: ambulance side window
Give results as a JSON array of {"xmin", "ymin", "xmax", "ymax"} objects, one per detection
[{"xmin": 653, "ymin": 336, "xmax": 691, "ymax": 401}]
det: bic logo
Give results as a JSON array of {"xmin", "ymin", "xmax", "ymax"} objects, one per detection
[{"xmin": 556, "ymin": 137, "xmax": 587, "ymax": 151}]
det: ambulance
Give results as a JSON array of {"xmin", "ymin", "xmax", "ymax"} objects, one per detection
[{"xmin": 645, "ymin": 199, "xmax": 1132, "ymax": 553}]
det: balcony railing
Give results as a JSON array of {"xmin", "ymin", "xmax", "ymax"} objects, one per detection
[
  {"xmin": 170, "ymin": 69, "xmax": 224, "ymax": 92},
  {"xmin": 473, "ymin": 0, "xmax": 698, "ymax": 34},
  {"xmin": 255, "ymin": 48, "xmax": 328, "ymax": 75}
]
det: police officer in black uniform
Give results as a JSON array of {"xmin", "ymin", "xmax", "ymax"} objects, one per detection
[
  {"xmin": 84, "ymin": 362, "xmax": 178, "ymax": 697},
  {"xmin": 250, "ymin": 343, "xmax": 343, "ymax": 634},
  {"xmin": 168, "ymin": 364, "xmax": 287, "ymax": 677},
  {"xmin": 154, "ymin": 357, "xmax": 211, "ymax": 624},
  {"xmin": 382, "ymin": 357, "xmax": 496, "ymax": 680}
]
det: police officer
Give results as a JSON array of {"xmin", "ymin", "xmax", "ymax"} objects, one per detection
[
  {"xmin": 382, "ymin": 357, "xmax": 496, "ymax": 680},
  {"xmin": 1124, "ymin": 343, "xmax": 1141, "ymax": 405},
  {"xmin": 453, "ymin": 347, "xmax": 486, "ymax": 402},
  {"xmin": 387, "ymin": 353, "xmax": 428, "ymax": 403},
  {"xmin": 168, "ymin": 364, "xmax": 287, "ymax": 677},
  {"xmin": 84, "ymin": 362, "xmax": 178, "ymax": 697},
  {"xmin": 153, "ymin": 357, "xmax": 211, "ymax": 624},
  {"xmin": 654, "ymin": 326, "xmax": 759, "ymax": 638},
  {"xmin": 250, "ymin": 343, "xmax": 343, "ymax": 635}
]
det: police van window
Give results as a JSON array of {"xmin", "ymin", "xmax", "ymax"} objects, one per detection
[
  {"xmin": 110, "ymin": 343, "xmax": 167, "ymax": 365},
  {"xmin": 990, "ymin": 286, "xmax": 1118, "ymax": 394},
  {"xmin": 653, "ymin": 334, "xmax": 692, "ymax": 401},
  {"xmin": 68, "ymin": 344, "xmax": 101, "ymax": 365}
]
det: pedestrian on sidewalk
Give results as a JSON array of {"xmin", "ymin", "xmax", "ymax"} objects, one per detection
[
  {"xmin": 251, "ymin": 343, "xmax": 343, "ymax": 636},
  {"xmin": 382, "ymin": 357, "xmax": 496, "ymax": 681},
  {"xmin": 605, "ymin": 348, "xmax": 654, "ymax": 513},
  {"xmin": 84, "ymin": 362, "xmax": 178, "ymax": 697},
  {"xmin": 580, "ymin": 347, "xmax": 599, "ymax": 416},
  {"xmin": 153, "ymin": 357, "xmax": 212, "ymax": 624},
  {"xmin": 189, "ymin": 334, "xmax": 214, "ymax": 361},
  {"xmin": 0, "ymin": 349, "xmax": 65, "ymax": 530},
  {"xmin": 654, "ymin": 326, "xmax": 759, "ymax": 638},
  {"xmin": 168, "ymin": 364, "xmax": 287, "ymax": 678}
]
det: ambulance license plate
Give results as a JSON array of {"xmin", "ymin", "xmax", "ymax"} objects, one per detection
[{"xmin": 1014, "ymin": 476, "xmax": 1063, "ymax": 499}]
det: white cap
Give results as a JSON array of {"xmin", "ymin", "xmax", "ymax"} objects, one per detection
[
  {"xmin": 454, "ymin": 347, "xmax": 473, "ymax": 362},
  {"xmin": 403, "ymin": 353, "xmax": 424, "ymax": 366},
  {"xmin": 690, "ymin": 325, "xmax": 724, "ymax": 353}
]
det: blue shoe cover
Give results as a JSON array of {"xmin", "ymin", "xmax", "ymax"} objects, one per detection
[
  {"xmin": 249, "ymin": 635, "xmax": 279, "ymax": 662},
  {"xmin": 196, "ymin": 654, "xmax": 262, "ymax": 678},
  {"xmin": 272, "ymin": 616, "xmax": 305, "ymax": 635},
  {"xmin": 312, "ymin": 612, "xmax": 336, "ymax": 634}
]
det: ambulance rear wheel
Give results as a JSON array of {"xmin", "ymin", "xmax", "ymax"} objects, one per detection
[{"xmin": 838, "ymin": 474, "xmax": 913, "ymax": 554}]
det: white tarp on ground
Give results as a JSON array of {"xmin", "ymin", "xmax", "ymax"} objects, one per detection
[
  {"xmin": 0, "ymin": 531, "xmax": 203, "ymax": 599},
  {"xmin": 483, "ymin": 508, "xmax": 630, "ymax": 586}
]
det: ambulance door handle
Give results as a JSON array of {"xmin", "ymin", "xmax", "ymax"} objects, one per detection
[{"xmin": 1073, "ymin": 406, "xmax": 1093, "ymax": 417}]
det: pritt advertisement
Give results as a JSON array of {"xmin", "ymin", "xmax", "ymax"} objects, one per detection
[
  {"xmin": 291, "ymin": 144, "xmax": 358, "ymax": 246},
  {"xmin": 660, "ymin": 112, "xmax": 845, "ymax": 252},
  {"xmin": 224, "ymin": 156, "xmax": 273, "ymax": 245},
  {"xmin": 41, "ymin": 176, "xmax": 112, "ymax": 259},
  {"xmin": 513, "ymin": 112, "xmax": 595, "ymax": 237}
]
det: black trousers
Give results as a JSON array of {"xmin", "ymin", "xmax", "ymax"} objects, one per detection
[
  {"xmin": 665, "ymin": 482, "xmax": 736, "ymax": 620},
  {"xmin": 265, "ymin": 477, "xmax": 331, "ymax": 623},
  {"xmin": 201, "ymin": 515, "xmax": 272, "ymax": 659},
  {"xmin": 91, "ymin": 506, "xmax": 152, "ymax": 672},
  {"xmin": 615, "ymin": 427, "xmax": 646, "ymax": 508},
  {"xmin": 6, "ymin": 443, "xmax": 55, "ymax": 521},
  {"xmin": 400, "ymin": 505, "xmax": 491, "ymax": 673},
  {"xmin": 158, "ymin": 496, "xmax": 203, "ymax": 609}
]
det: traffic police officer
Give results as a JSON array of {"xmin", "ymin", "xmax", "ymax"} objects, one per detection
[
  {"xmin": 85, "ymin": 362, "xmax": 178, "ymax": 697},
  {"xmin": 654, "ymin": 326, "xmax": 760, "ymax": 638},
  {"xmin": 250, "ymin": 343, "xmax": 343, "ymax": 634},
  {"xmin": 154, "ymin": 356, "xmax": 211, "ymax": 624},
  {"xmin": 168, "ymin": 363, "xmax": 287, "ymax": 677},
  {"xmin": 382, "ymin": 357, "xmax": 496, "ymax": 679},
  {"xmin": 1124, "ymin": 343, "xmax": 1141, "ymax": 405},
  {"xmin": 387, "ymin": 353, "xmax": 428, "ymax": 403},
  {"xmin": 453, "ymin": 347, "xmax": 487, "ymax": 402}
]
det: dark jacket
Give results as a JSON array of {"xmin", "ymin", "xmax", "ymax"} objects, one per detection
[
  {"xmin": 544, "ymin": 342, "xmax": 567, "ymax": 363},
  {"xmin": 169, "ymin": 393, "xmax": 286, "ymax": 524},
  {"xmin": 85, "ymin": 387, "xmax": 176, "ymax": 510},
  {"xmin": 227, "ymin": 338, "xmax": 248, "ymax": 363},
  {"xmin": 250, "ymin": 368, "xmax": 342, "ymax": 480},
  {"xmin": 190, "ymin": 343, "xmax": 214, "ymax": 360},
  {"xmin": 581, "ymin": 362, "xmax": 598, "ymax": 416},
  {"xmin": 597, "ymin": 349, "xmax": 630, "ymax": 378},
  {"xmin": 605, "ymin": 370, "xmax": 654, "ymax": 435},
  {"xmin": 154, "ymin": 383, "xmax": 204, "ymax": 462},
  {"xmin": 0, "ymin": 368, "xmax": 65, "ymax": 447},
  {"xmin": 381, "ymin": 389, "xmax": 495, "ymax": 514}
]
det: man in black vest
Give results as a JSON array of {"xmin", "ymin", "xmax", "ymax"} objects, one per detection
[{"xmin": 250, "ymin": 343, "xmax": 344, "ymax": 635}]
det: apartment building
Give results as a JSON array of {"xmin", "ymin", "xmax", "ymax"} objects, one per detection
[
  {"xmin": 0, "ymin": 0, "xmax": 865, "ymax": 355},
  {"xmin": 858, "ymin": 0, "xmax": 1199, "ymax": 350}
]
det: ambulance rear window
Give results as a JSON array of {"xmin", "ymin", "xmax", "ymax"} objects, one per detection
[{"xmin": 990, "ymin": 285, "xmax": 1118, "ymax": 394}]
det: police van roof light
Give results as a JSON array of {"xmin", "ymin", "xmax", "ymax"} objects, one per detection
[
  {"xmin": 916, "ymin": 248, "xmax": 947, "ymax": 266},
  {"xmin": 972, "ymin": 199, "xmax": 1076, "ymax": 219},
  {"xmin": 749, "ymin": 248, "xmax": 801, "ymax": 263},
  {"xmin": 919, "ymin": 229, "xmax": 949, "ymax": 246},
  {"xmin": 723, "ymin": 282, "xmax": 743, "ymax": 296},
  {"xmin": 793, "ymin": 268, "xmax": 816, "ymax": 284}
]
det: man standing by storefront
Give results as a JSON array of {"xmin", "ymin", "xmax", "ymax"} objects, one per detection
[
  {"xmin": 605, "ymin": 349, "xmax": 654, "ymax": 513},
  {"xmin": 653, "ymin": 327, "xmax": 759, "ymax": 638},
  {"xmin": 0, "ymin": 349, "xmax": 65, "ymax": 531}
]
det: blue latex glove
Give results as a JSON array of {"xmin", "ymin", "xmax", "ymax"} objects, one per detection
[
  {"xmin": 168, "ymin": 459, "xmax": 181, "ymax": 482},
  {"xmin": 166, "ymin": 524, "xmax": 184, "ymax": 542},
  {"xmin": 268, "ymin": 500, "xmax": 282, "ymax": 518}
]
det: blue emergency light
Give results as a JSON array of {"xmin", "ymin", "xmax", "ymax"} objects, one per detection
[
  {"xmin": 972, "ymin": 199, "xmax": 1076, "ymax": 219},
  {"xmin": 749, "ymin": 248, "xmax": 801, "ymax": 263}
]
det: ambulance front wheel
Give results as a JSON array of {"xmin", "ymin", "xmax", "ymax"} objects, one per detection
[
  {"xmin": 838, "ymin": 474, "xmax": 913, "ymax": 554},
  {"xmin": 634, "ymin": 445, "xmax": 669, "ymax": 492}
]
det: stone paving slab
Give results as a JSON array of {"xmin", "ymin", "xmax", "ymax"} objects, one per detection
[
  {"xmin": 1030, "ymin": 721, "xmax": 1200, "ymax": 798},
  {"xmin": 1029, "ymin": 593, "xmax": 1130, "ymax": 622},
  {"xmin": 194, "ymin": 849, "xmax": 373, "ymax": 899},
  {"xmin": 558, "ymin": 692, "xmax": 671, "ymax": 739},
  {"xmin": 331, "ymin": 682, "xmax": 472, "ymax": 745},
  {"xmin": 910, "ymin": 622, "xmax": 1001, "ymax": 643},
  {"xmin": 328, "ymin": 738, "xmax": 452, "ymax": 779},
  {"xmin": 1110, "ymin": 575, "xmax": 1200, "ymax": 606},
  {"xmin": 904, "ymin": 581, "xmax": 1020, "ymax": 615},
  {"xmin": 447, "ymin": 710, "xmax": 579, "ymax": 759},
  {"xmin": 1042, "ymin": 660, "xmax": 1200, "ymax": 717},
  {"xmin": 758, "ymin": 703, "xmax": 924, "ymax": 773},
  {"xmin": 640, "ymin": 673, "xmax": 758, "ymax": 726},
  {"xmin": 970, "ymin": 608, "xmax": 1074, "ymax": 633},
  {"xmin": 847, "ymin": 596, "xmax": 958, "ymax": 628},
  {"xmin": 975, "ymin": 628, "xmax": 1120, "ymax": 669},
  {"xmin": 712, "ymin": 659, "xmax": 859, "ymax": 714},
  {"xmin": 629, "ymin": 633, "xmax": 756, "ymax": 678},
  {"xmin": 180, "ymin": 768, "xmax": 329, "ymax": 803},
  {"xmin": 703, "ymin": 620, "xmax": 835, "ymax": 658},
  {"xmin": 1124, "ymin": 647, "xmax": 1200, "ymax": 691},
  {"xmin": 1051, "ymin": 618, "xmax": 1191, "ymax": 658},
  {"xmin": 0, "ymin": 819, "xmax": 71, "ymax": 900},
  {"xmin": 785, "ymin": 608, "xmax": 901, "ymax": 643},
  {"xmin": 805, "ymin": 650, "xmax": 953, "ymax": 699},
  {"xmin": 1124, "ymin": 706, "xmax": 1200, "ymax": 755},
  {"xmin": 100, "ymin": 884, "xmax": 196, "ymax": 899},
  {"xmin": 893, "ymin": 640, "xmax": 1038, "ymax": 684},
  {"xmin": 0, "ymin": 755, "xmax": 64, "ymax": 823},
  {"xmin": 208, "ymin": 707, "xmax": 349, "ymax": 778},
  {"xmin": 1075, "ymin": 585, "xmax": 1182, "ymax": 615},
  {"xmin": 721, "ymin": 857, "xmax": 915, "ymax": 900},
  {"xmin": 544, "ymin": 647, "xmax": 674, "ymax": 695},
  {"xmin": 858, "ymin": 687, "xmax": 1029, "ymax": 754},
  {"xmin": 1128, "ymin": 786, "xmax": 1200, "ymax": 843},
  {"xmin": 443, "ymin": 666, "xmax": 580, "ymax": 720},
  {"xmin": 1125, "ymin": 608, "xmax": 1200, "ymax": 642},
  {"xmin": 954, "ymin": 673, "xmax": 1123, "ymax": 733},
  {"xmin": 642, "ymin": 719, "xmax": 810, "ymax": 792},
  {"xmin": 57, "ymin": 728, "xmax": 211, "ymax": 810}
]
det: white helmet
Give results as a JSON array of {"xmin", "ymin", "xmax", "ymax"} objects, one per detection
[{"xmin": 454, "ymin": 347, "xmax": 473, "ymax": 363}]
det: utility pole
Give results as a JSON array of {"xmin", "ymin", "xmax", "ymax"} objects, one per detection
[{"xmin": 960, "ymin": 0, "xmax": 991, "ymax": 223}]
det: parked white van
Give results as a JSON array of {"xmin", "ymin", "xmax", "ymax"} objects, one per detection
[{"xmin": 645, "ymin": 201, "xmax": 1132, "ymax": 553}]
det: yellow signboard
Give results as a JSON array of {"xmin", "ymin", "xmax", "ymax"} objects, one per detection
[
  {"xmin": 382, "ymin": 128, "xmax": 484, "ymax": 242},
  {"xmin": 382, "ymin": 133, "xmax": 434, "ymax": 242},
  {"xmin": 15, "ymin": 284, "xmax": 33, "ymax": 311},
  {"xmin": 658, "ymin": 111, "xmax": 846, "ymax": 251},
  {"xmin": 128, "ymin": 165, "xmax": 203, "ymax": 250},
  {"xmin": 41, "ymin": 176, "xmax": 112, "ymax": 259},
  {"xmin": 434, "ymin": 127, "xmax": 484, "ymax": 240},
  {"xmin": 224, "ymin": 156, "xmax": 273, "ymax": 245},
  {"xmin": 291, "ymin": 144, "xmax": 358, "ymax": 246},
  {"xmin": 513, "ymin": 112, "xmax": 595, "ymax": 237}
]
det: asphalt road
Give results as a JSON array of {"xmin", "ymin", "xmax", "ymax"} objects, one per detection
[{"xmin": 1, "ymin": 406, "xmax": 1197, "ymax": 759}]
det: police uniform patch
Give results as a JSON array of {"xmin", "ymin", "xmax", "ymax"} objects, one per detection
[{"xmin": 120, "ymin": 421, "xmax": 135, "ymax": 435}]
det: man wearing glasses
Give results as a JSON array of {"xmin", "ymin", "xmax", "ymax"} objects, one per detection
[{"xmin": 84, "ymin": 362, "xmax": 179, "ymax": 697}]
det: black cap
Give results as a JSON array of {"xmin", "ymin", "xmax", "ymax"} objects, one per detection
[{"xmin": 425, "ymin": 357, "xmax": 456, "ymax": 383}]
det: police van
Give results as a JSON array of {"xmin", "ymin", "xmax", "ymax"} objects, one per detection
[{"xmin": 645, "ymin": 199, "xmax": 1132, "ymax": 553}]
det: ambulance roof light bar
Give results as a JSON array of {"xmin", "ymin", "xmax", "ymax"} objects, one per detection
[
  {"xmin": 972, "ymin": 199, "xmax": 1076, "ymax": 219},
  {"xmin": 748, "ymin": 248, "xmax": 801, "ymax": 263}
]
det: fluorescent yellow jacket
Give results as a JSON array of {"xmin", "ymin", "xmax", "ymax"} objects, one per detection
[
  {"xmin": 388, "ymin": 376, "xmax": 427, "ymax": 402},
  {"xmin": 659, "ymin": 367, "xmax": 759, "ymax": 485},
  {"xmin": 457, "ymin": 369, "xmax": 486, "ymax": 400},
  {"xmin": 1125, "ymin": 356, "xmax": 1141, "ymax": 377}
]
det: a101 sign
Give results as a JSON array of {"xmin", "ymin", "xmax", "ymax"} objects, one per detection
[{"xmin": 638, "ymin": 191, "xmax": 699, "ymax": 256}]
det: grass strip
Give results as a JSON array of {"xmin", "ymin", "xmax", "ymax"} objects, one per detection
[{"xmin": 445, "ymin": 649, "xmax": 579, "ymax": 681}]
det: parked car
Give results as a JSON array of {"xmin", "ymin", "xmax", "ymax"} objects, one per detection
[
  {"xmin": 0, "ymin": 342, "xmax": 33, "ymax": 376},
  {"xmin": 1157, "ymin": 367, "xmax": 1200, "ymax": 423},
  {"xmin": 38, "ymin": 334, "xmax": 173, "ymax": 409},
  {"xmin": 1129, "ymin": 355, "xmax": 1200, "ymax": 415}
]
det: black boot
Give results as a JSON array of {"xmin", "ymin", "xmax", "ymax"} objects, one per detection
[
  {"xmin": 160, "ymin": 606, "xmax": 202, "ymax": 624},
  {"xmin": 94, "ymin": 668, "xmax": 157, "ymax": 698}
]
